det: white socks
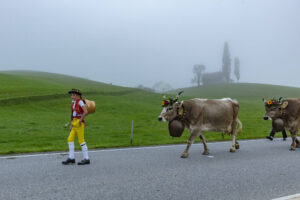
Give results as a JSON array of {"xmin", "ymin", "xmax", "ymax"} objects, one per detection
[
  {"xmin": 80, "ymin": 142, "xmax": 89, "ymax": 160},
  {"xmin": 68, "ymin": 142, "xmax": 75, "ymax": 159},
  {"xmin": 68, "ymin": 142, "xmax": 89, "ymax": 160}
]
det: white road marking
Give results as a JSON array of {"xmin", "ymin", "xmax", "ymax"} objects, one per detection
[
  {"xmin": 0, "ymin": 138, "xmax": 289, "ymax": 160},
  {"xmin": 0, "ymin": 144, "xmax": 188, "ymax": 159},
  {"xmin": 207, "ymin": 156, "xmax": 214, "ymax": 158},
  {"xmin": 272, "ymin": 193, "xmax": 300, "ymax": 200}
]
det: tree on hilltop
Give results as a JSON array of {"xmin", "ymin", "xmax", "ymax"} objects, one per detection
[
  {"xmin": 191, "ymin": 64, "xmax": 206, "ymax": 87},
  {"xmin": 222, "ymin": 42, "xmax": 231, "ymax": 83},
  {"xmin": 234, "ymin": 57, "xmax": 240, "ymax": 82}
]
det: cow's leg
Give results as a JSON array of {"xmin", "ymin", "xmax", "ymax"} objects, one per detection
[
  {"xmin": 230, "ymin": 133, "xmax": 237, "ymax": 152},
  {"xmin": 200, "ymin": 134, "xmax": 209, "ymax": 155},
  {"xmin": 235, "ymin": 141, "xmax": 240, "ymax": 149},
  {"xmin": 296, "ymin": 138, "xmax": 300, "ymax": 148},
  {"xmin": 181, "ymin": 140, "xmax": 192, "ymax": 158},
  {"xmin": 295, "ymin": 134, "xmax": 300, "ymax": 147},
  {"xmin": 230, "ymin": 104, "xmax": 240, "ymax": 153},
  {"xmin": 290, "ymin": 130, "xmax": 297, "ymax": 151},
  {"xmin": 181, "ymin": 131, "xmax": 200, "ymax": 158},
  {"xmin": 230, "ymin": 121, "xmax": 238, "ymax": 153}
]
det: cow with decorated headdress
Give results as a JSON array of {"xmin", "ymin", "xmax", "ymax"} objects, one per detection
[
  {"xmin": 158, "ymin": 91, "xmax": 242, "ymax": 158},
  {"xmin": 263, "ymin": 97, "xmax": 300, "ymax": 150}
]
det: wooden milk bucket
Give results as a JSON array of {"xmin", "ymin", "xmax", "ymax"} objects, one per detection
[{"xmin": 85, "ymin": 99, "xmax": 96, "ymax": 114}]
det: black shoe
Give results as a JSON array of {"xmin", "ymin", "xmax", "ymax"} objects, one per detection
[
  {"xmin": 62, "ymin": 158, "xmax": 75, "ymax": 165},
  {"xmin": 77, "ymin": 159, "xmax": 90, "ymax": 165},
  {"xmin": 266, "ymin": 136, "xmax": 273, "ymax": 141}
]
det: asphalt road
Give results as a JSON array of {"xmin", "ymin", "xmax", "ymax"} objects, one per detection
[{"xmin": 1, "ymin": 138, "xmax": 300, "ymax": 200}]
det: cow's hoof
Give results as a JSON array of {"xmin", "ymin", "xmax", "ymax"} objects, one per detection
[
  {"xmin": 230, "ymin": 148, "xmax": 236, "ymax": 153},
  {"xmin": 202, "ymin": 150, "xmax": 210, "ymax": 155},
  {"xmin": 181, "ymin": 153, "xmax": 189, "ymax": 158},
  {"xmin": 290, "ymin": 147, "xmax": 296, "ymax": 151},
  {"xmin": 235, "ymin": 143, "xmax": 240, "ymax": 149}
]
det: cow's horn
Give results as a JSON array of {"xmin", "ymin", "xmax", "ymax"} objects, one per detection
[
  {"xmin": 173, "ymin": 91, "xmax": 184, "ymax": 102},
  {"xmin": 178, "ymin": 91, "xmax": 184, "ymax": 96},
  {"xmin": 176, "ymin": 91, "xmax": 183, "ymax": 98}
]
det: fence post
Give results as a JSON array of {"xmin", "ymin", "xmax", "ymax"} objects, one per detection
[{"xmin": 130, "ymin": 120, "xmax": 134, "ymax": 144}]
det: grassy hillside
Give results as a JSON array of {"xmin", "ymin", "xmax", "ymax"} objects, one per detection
[
  {"xmin": 0, "ymin": 70, "xmax": 132, "ymax": 99},
  {"xmin": 171, "ymin": 83, "xmax": 300, "ymax": 100},
  {"xmin": 1, "ymin": 71, "xmax": 300, "ymax": 154}
]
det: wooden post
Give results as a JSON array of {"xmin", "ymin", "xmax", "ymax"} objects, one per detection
[{"xmin": 130, "ymin": 120, "xmax": 134, "ymax": 144}]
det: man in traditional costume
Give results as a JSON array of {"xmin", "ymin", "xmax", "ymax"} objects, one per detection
[{"xmin": 62, "ymin": 89, "xmax": 90, "ymax": 165}]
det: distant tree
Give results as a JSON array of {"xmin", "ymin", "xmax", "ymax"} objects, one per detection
[
  {"xmin": 222, "ymin": 42, "xmax": 231, "ymax": 83},
  {"xmin": 191, "ymin": 64, "xmax": 206, "ymax": 87},
  {"xmin": 234, "ymin": 57, "xmax": 240, "ymax": 82}
]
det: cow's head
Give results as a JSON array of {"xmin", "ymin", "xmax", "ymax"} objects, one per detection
[
  {"xmin": 158, "ymin": 91, "xmax": 183, "ymax": 122},
  {"xmin": 263, "ymin": 97, "xmax": 288, "ymax": 120}
]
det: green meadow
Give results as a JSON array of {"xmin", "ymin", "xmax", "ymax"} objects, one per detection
[{"xmin": 1, "ymin": 71, "xmax": 300, "ymax": 154}]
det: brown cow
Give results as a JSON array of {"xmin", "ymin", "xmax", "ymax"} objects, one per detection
[
  {"xmin": 158, "ymin": 96, "xmax": 242, "ymax": 158},
  {"xmin": 264, "ymin": 98, "xmax": 300, "ymax": 150}
]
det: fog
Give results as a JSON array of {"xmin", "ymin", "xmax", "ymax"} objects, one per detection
[{"xmin": 0, "ymin": 0, "xmax": 299, "ymax": 89}]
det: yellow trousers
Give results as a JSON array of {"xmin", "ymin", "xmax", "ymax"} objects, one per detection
[{"xmin": 68, "ymin": 118, "xmax": 85, "ymax": 144}]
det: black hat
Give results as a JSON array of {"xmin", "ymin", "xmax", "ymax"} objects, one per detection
[{"xmin": 68, "ymin": 89, "xmax": 82, "ymax": 96}]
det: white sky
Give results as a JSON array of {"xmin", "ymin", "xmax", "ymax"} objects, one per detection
[{"xmin": 0, "ymin": 0, "xmax": 299, "ymax": 88}]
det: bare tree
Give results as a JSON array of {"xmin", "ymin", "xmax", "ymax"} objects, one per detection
[
  {"xmin": 222, "ymin": 42, "xmax": 231, "ymax": 83},
  {"xmin": 234, "ymin": 57, "xmax": 240, "ymax": 82},
  {"xmin": 191, "ymin": 64, "xmax": 206, "ymax": 87}
]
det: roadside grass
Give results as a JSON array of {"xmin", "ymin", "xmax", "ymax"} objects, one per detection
[
  {"xmin": 0, "ymin": 90, "xmax": 282, "ymax": 155},
  {"xmin": 1, "ymin": 91, "xmax": 178, "ymax": 154},
  {"xmin": 1, "ymin": 71, "xmax": 300, "ymax": 154}
]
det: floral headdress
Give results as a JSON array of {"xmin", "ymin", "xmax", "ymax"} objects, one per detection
[
  {"xmin": 161, "ymin": 98, "xmax": 175, "ymax": 107},
  {"xmin": 161, "ymin": 91, "xmax": 184, "ymax": 107},
  {"xmin": 263, "ymin": 97, "xmax": 284, "ymax": 107}
]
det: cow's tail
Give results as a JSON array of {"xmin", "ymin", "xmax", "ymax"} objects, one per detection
[{"xmin": 236, "ymin": 118, "xmax": 242, "ymax": 134}]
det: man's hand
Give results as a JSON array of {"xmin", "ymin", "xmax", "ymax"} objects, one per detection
[{"xmin": 65, "ymin": 121, "xmax": 70, "ymax": 128}]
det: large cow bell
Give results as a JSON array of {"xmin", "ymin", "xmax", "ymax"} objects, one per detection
[
  {"xmin": 168, "ymin": 119, "xmax": 184, "ymax": 137},
  {"xmin": 272, "ymin": 118, "xmax": 285, "ymax": 132}
]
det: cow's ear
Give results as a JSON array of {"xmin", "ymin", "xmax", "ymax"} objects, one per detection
[
  {"xmin": 281, "ymin": 101, "xmax": 288, "ymax": 109},
  {"xmin": 174, "ymin": 102, "xmax": 179, "ymax": 107}
]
